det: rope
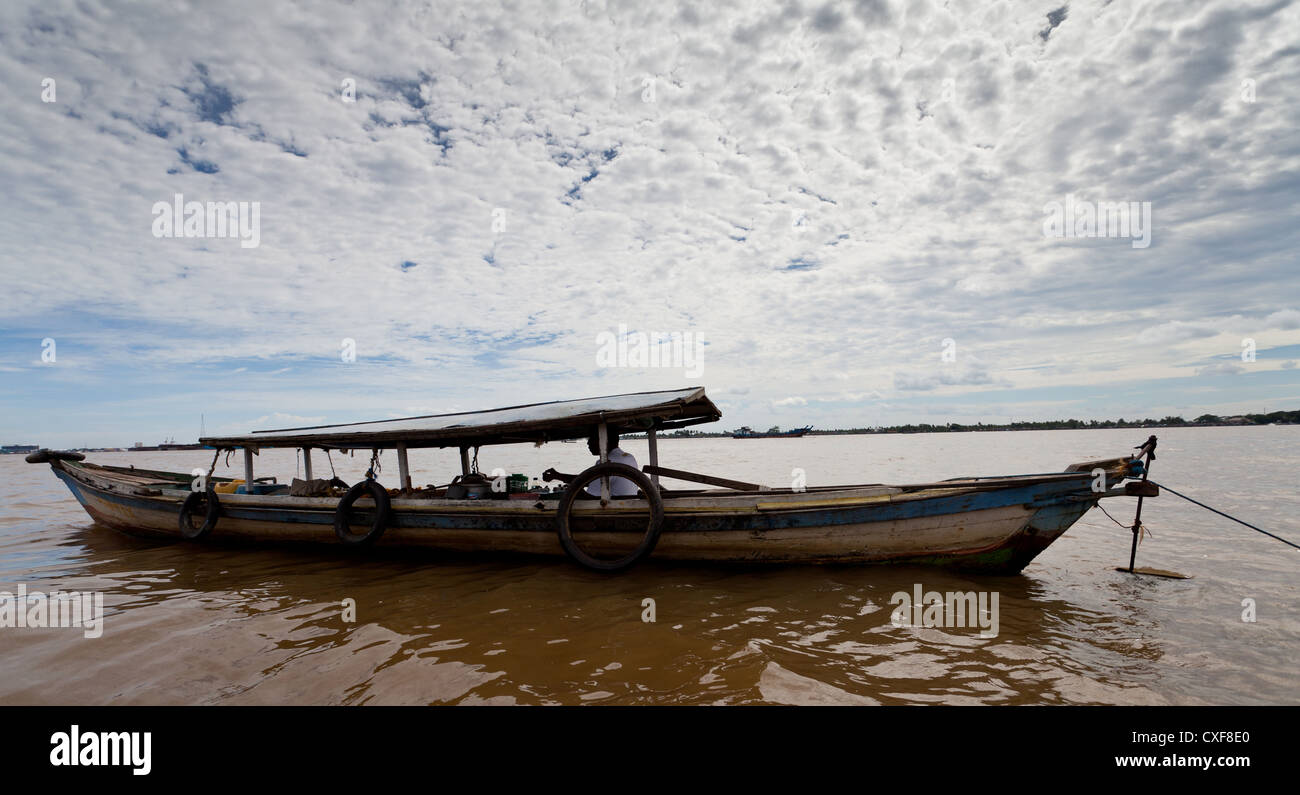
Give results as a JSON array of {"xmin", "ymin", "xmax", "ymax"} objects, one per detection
[
  {"xmin": 1092, "ymin": 504, "xmax": 1154, "ymax": 545},
  {"xmin": 1095, "ymin": 501, "xmax": 1128, "ymax": 529},
  {"xmin": 205, "ymin": 448, "xmax": 220, "ymax": 480},
  {"xmin": 326, "ymin": 449, "xmax": 338, "ymax": 478},
  {"xmin": 366, "ymin": 448, "xmax": 381, "ymax": 480},
  {"xmin": 1095, "ymin": 502, "xmax": 1151, "ymax": 542},
  {"xmin": 1148, "ymin": 480, "xmax": 1299, "ymax": 551}
]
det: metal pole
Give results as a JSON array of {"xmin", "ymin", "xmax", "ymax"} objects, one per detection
[
  {"xmin": 459, "ymin": 447, "xmax": 470, "ymax": 476},
  {"xmin": 302, "ymin": 446, "xmax": 313, "ymax": 481},
  {"xmin": 647, "ymin": 427, "xmax": 659, "ymax": 489},
  {"xmin": 1127, "ymin": 437, "xmax": 1156, "ymax": 572},
  {"xmin": 243, "ymin": 447, "xmax": 254, "ymax": 493}
]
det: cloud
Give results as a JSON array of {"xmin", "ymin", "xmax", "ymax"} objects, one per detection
[
  {"xmin": 238, "ymin": 413, "xmax": 328, "ymax": 431},
  {"xmin": 1264, "ymin": 309, "xmax": 1300, "ymax": 329},
  {"xmin": 894, "ymin": 360, "xmax": 1002, "ymax": 391},
  {"xmin": 1136, "ymin": 321, "xmax": 1219, "ymax": 345},
  {"xmin": 772, "ymin": 396, "xmax": 808, "ymax": 407},
  {"xmin": 815, "ymin": 391, "xmax": 884, "ymax": 402},
  {"xmin": 1195, "ymin": 362, "xmax": 1244, "ymax": 376}
]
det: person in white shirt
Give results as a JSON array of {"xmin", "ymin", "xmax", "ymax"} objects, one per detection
[{"xmin": 542, "ymin": 430, "xmax": 640, "ymax": 497}]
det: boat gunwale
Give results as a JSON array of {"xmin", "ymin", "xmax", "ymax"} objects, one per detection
[{"xmin": 54, "ymin": 458, "xmax": 1131, "ymax": 518}]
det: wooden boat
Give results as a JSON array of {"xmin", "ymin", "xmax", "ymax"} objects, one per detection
[
  {"xmin": 27, "ymin": 387, "xmax": 1153, "ymax": 572},
  {"xmin": 732, "ymin": 425, "xmax": 813, "ymax": 438}
]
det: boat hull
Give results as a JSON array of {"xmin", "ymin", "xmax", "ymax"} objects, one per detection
[{"xmin": 47, "ymin": 458, "xmax": 1125, "ymax": 574}]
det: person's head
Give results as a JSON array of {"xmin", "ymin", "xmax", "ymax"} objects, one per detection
[{"xmin": 587, "ymin": 429, "xmax": 619, "ymax": 457}]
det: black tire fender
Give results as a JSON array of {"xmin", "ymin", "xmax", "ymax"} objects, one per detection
[
  {"xmin": 25, "ymin": 449, "xmax": 85, "ymax": 464},
  {"xmin": 178, "ymin": 488, "xmax": 220, "ymax": 540},
  {"xmin": 556, "ymin": 462, "xmax": 664, "ymax": 572},
  {"xmin": 334, "ymin": 479, "xmax": 391, "ymax": 546}
]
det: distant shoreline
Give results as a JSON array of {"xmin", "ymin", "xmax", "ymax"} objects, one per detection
[
  {"xmin": 7, "ymin": 411, "xmax": 1297, "ymax": 452},
  {"xmin": 641, "ymin": 411, "xmax": 1300, "ymax": 438}
]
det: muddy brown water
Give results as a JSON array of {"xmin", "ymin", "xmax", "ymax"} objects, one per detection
[{"xmin": 1, "ymin": 427, "xmax": 1296, "ymax": 704}]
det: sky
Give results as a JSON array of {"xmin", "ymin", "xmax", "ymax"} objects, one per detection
[{"xmin": 1, "ymin": 0, "xmax": 1298, "ymax": 448}]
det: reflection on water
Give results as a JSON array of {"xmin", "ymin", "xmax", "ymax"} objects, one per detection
[{"xmin": 1, "ymin": 427, "xmax": 1297, "ymax": 704}]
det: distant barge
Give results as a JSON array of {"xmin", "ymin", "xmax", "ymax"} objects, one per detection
[{"xmin": 731, "ymin": 425, "xmax": 812, "ymax": 439}]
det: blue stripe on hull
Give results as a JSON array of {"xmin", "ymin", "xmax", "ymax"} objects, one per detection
[{"xmin": 57, "ymin": 468, "xmax": 1091, "ymax": 533}]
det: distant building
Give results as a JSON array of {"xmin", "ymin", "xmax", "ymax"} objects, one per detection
[{"xmin": 0, "ymin": 444, "xmax": 38, "ymax": 454}]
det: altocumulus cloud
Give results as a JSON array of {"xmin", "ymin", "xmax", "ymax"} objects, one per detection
[{"xmin": 0, "ymin": 0, "xmax": 1298, "ymax": 445}]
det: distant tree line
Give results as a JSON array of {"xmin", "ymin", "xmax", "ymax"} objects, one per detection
[{"xmin": 634, "ymin": 410, "xmax": 1300, "ymax": 438}]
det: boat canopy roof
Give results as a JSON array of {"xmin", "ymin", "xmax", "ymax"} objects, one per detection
[{"xmin": 199, "ymin": 387, "xmax": 721, "ymax": 451}]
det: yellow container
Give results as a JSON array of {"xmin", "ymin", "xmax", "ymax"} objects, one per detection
[{"xmin": 213, "ymin": 479, "xmax": 245, "ymax": 494}]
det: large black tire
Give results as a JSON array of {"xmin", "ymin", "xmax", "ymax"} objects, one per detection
[
  {"xmin": 25, "ymin": 449, "xmax": 85, "ymax": 464},
  {"xmin": 178, "ymin": 488, "xmax": 220, "ymax": 540},
  {"xmin": 334, "ymin": 479, "xmax": 391, "ymax": 546},
  {"xmin": 556, "ymin": 463, "xmax": 664, "ymax": 572}
]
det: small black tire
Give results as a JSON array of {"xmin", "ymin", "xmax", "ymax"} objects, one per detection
[
  {"xmin": 334, "ymin": 479, "xmax": 391, "ymax": 546},
  {"xmin": 556, "ymin": 463, "xmax": 664, "ymax": 572},
  {"xmin": 179, "ymin": 489, "xmax": 220, "ymax": 540}
]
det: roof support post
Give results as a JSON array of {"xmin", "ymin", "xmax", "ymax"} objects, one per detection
[
  {"xmin": 460, "ymin": 447, "xmax": 470, "ymax": 476},
  {"xmin": 302, "ymin": 446, "xmax": 313, "ymax": 481},
  {"xmin": 597, "ymin": 421, "xmax": 609, "ymax": 502},
  {"xmin": 396, "ymin": 443, "xmax": 411, "ymax": 492},
  {"xmin": 647, "ymin": 428, "xmax": 659, "ymax": 490},
  {"xmin": 243, "ymin": 448, "xmax": 254, "ymax": 493}
]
